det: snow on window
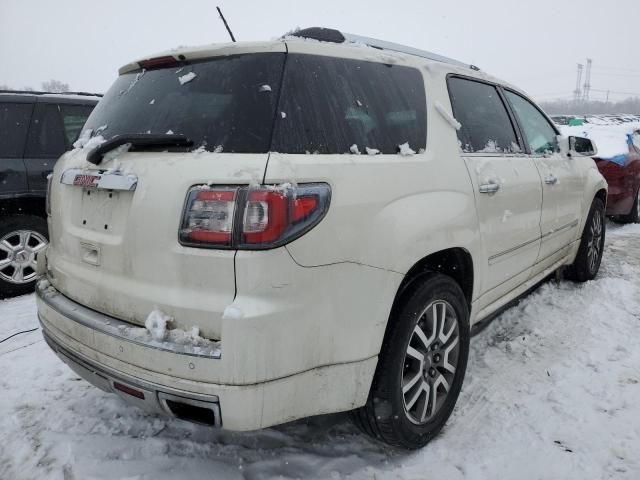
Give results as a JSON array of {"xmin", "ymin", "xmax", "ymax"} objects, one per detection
[
  {"xmin": 213, "ymin": 145, "xmax": 223, "ymax": 153},
  {"xmin": 398, "ymin": 142, "xmax": 415, "ymax": 156},
  {"xmin": 120, "ymin": 69, "xmax": 145, "ymax": 96},
  {"xmin": 149, "ymin": 99, "xmax": 155, "ymax": 105},
  {"xmin": 166, "ymin": 129, "xmax": 174, "ymax": 134},
  {"xmin": 178, "ymin": 72, "xmax": 197, "ymax": 85},
  {"xmin": 366, "ymin": 147, "xmax": 380, "ymax": 155},
  {"xmin": 259, "ymin": 84, "xmax": 272, "ymax": 92},
  {"xmin": 349, "ymin": 144, "xmax": 361, "ymax": 154},
  {"xmin": 73, "ymin": 133, "xmax": 105, "ymax": 150},
  {"xmin": 477, "ymin": 140, "xmax": 501, "ymax": 153},
  {"xmin": 281, "ymin": 111, "xmax": 287, "ymax": 119}
]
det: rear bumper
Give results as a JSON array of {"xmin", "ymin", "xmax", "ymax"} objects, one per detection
[
  {"xmin": 42, "ymin": 328, "xmax": 223, "ymax": 426},
  {"xmin": 36, "ymin": 280, "xmax": 380, "ymax": 430}
]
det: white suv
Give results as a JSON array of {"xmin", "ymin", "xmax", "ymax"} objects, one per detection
[{"xmin": 36, "ymin": 27, "xmax": 607, "ymax": 449}]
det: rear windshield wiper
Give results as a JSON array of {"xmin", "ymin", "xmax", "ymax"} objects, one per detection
[{"xmin": 86, "ymin": 134, "xmax": 194, "ymax": 165}]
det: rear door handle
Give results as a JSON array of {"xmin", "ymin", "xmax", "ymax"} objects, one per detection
[
  {"xmin": 545, "ymin": 174, "xmax": 558, "ymax": 185},
  {"xmin": 479, "ymin": 183, "xmax": 500, "ymax": 194}
]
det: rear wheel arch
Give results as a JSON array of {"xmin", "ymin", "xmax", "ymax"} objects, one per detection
[
  {"xmin": 594, "ymin": 188, "xmax": 607, "ymax": 208},
  {"xmin": 394, "ymin": 248, "xmax": 474, "ymax": 310}
]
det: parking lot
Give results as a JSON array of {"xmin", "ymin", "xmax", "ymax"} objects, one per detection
[{"xmin": 1, "ymin": 221, "xmax": 638, "ymax": 480}]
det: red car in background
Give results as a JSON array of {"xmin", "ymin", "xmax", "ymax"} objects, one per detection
[{"xmin": 595, "ymin": 130, "xmax": 640, "ymax": 223}]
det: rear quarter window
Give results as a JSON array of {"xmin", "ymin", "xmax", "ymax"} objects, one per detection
[
  {"xmin": 272, "ymin": 54, "xmax": 427, "ymax": 155},
  {"xmin": 447, "ymin": 77, "xmax": 520, "ymax": 154}
]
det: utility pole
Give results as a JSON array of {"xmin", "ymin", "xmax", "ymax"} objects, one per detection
[
  {"xmin": 573, "ymin": 63, "xmax": 583, "ymax": 102},
  {"xmin": 582, "ymin": 58, "xmax": 592, "ymax": 102}
]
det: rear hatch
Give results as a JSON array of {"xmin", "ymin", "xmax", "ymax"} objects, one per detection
[{"xmin": 46, "ymin": 48, "xmax": 286, "ymax": 339}]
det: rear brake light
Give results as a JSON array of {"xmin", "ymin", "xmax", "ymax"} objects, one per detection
[
  {"xmin": 179, "ymin": 184, "xmax": 330, "ymax": 249},
  {"xmin": 138, "ymin": 56, "xmax": 180, "ymax": 70}
]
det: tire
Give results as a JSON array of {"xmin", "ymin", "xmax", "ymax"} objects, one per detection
[
  {"xmin": 565, "ymin": 198, "xmax": 605, "ymax": 282},
  {"xmin": 352, "ymin": 273, "xmax": 470, "ymax": 449},
  {"xmin": 620, "ymin": 189, "xmax": 640, "ymax": 224},
  {"xmin": 0, "ymin": 215, "xmax": 49, "ymax": 299}
]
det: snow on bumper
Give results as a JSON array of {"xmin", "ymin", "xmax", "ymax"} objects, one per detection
[{"xmin": 36, "ymin": 247, "xmax": 402, "ymax": 430}]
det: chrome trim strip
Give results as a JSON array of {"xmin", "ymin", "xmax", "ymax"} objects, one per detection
[
  {"xmin": 540, "ymin": 219, "xmax": 579, "ymax": 240},
  {"xmin": 488, "ymin": 219, "xmax": 579, "ymax": 264},
  {"xmin": 36, "ymin": 282, "xmax": 222, "ymax": 359},
  {"xmin": 488, "ymin": 236, "xmax": 539, "ymax": 263},
  {"xmin": 61, "ymin": 168, "xmax": 138, "ymax": 191}
]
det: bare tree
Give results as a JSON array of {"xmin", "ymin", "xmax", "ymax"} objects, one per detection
[{"xmin": 41, "ymin": 79, "xmax": 70, "ymax": 93}]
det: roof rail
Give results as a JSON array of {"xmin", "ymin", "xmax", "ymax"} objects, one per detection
[
  {"xmin": 288, "ymin": 27, "xmax": 480, "ymax": 71},
  {"xmin": 0, "ymin": 90, "xmax": 103, "ymax": 97}
]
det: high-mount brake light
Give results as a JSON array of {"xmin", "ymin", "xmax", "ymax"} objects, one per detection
[
  {"xmin": 179, "ymin": 184, "xmax": 331, "ymax": 250},
  {"xmin": 138, "ymin": 56, "xmax": 180, "ymax": 70}
]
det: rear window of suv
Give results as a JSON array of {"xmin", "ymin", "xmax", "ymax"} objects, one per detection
[
  {"xmin": 81, "ymin": 52, "xmax": 426, "ymax": 155},
  {"xmin": 82, "ymin": 53, "xmax": 286, "ymax": 153}
]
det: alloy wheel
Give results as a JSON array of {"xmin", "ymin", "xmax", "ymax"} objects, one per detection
[
  {"xmin": 587, "ymin": 210, "xmax": 603, "ymax": 273},
  {"xmin": 402, "ymin": 300, "xmax": 460, "ymax": 424},
  {"xmin": 0, "ymin": 230, "xmax": 48, "ymax": 284}
]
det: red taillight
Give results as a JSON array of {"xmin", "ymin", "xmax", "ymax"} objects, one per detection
[
  {"xmin": 292, "ymin": 196, "xmax": 318, "ymax": 223},
  {"xmin": 179, "ymin": 184, "xmax": 330, "ymax": 249},
  {"xmin": 243, "ymin": 190, "xmax": 289, "ymax": 244}
]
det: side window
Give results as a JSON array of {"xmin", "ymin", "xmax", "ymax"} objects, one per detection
[
  {"xmin": 272, "ymin": 54, "xmax": 426, "ymax": 154},
  {"xmin": 447, "ymin": 77, "xmax": 520, "ymax": 154},
  {"xmin": 25, "ymin": 103, "xmax": 66, "ymax": 157},
  {"xmin": 0, "ymin": 102, "xmax": 33, "ymax": 158},
  {"xmin": 504, "ymin": 91, "xmax": 559, "ymax": 154},
  {"xmin": 59, "ymin": 104, "xmax": 94, "ymax": 146}
]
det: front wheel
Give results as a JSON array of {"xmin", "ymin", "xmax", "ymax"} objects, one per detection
[
  {"xmin": 565, "ymin": 198, "xmax": 605, "ymax": 282},
  {"xmin": 352, "ymin": 273, "xmax": 470, "ymax": 449}
]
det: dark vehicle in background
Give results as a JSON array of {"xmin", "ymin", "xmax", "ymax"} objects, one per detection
[
  {"xmin": 595, "ymin": 130, "xmax": 640, "ymax": 223},
  {"xmin": 0, "ymin": 91, "xmax": 99, "ymax": 298}
]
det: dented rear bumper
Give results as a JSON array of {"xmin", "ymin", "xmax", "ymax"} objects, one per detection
[{"xmin": 36, "ymin": 253, "xmax": 390, "ymax": 429}]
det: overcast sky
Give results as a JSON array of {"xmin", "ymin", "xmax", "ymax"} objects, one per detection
[{"xmin": 2, "ymin": 0, "xmax": 639, "ymax": 102}]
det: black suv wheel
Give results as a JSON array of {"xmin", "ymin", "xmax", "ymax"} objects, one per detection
[
  {"xmin": 565, "ymin": 198, "xmax": 605, "ymax": 282},
  {"xmin": 352, "ymin": 273, "xmax": 470, "ymax": 449},
  {"xmin": 0, "ymin": 215, "xmax": 48, "ymax": 298}
]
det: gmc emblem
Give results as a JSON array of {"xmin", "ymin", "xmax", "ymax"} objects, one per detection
[{"xmin": 73, "ymin": 174, "xmax": 99, "ymax": 187}]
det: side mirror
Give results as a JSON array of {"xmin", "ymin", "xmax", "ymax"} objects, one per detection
[{"xmin": 568, "ymin": 136, "xmax": 597, "ymax": 157}]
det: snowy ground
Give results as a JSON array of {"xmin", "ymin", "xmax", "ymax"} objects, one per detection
[{"xmin": 1, "ymin": 222, "xmax": 639, "ymax": 480}]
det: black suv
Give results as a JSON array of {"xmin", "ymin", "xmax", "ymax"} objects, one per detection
[{"xmin": 0, "ymin": 91, "xmax": 99, "ymax": 298}]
